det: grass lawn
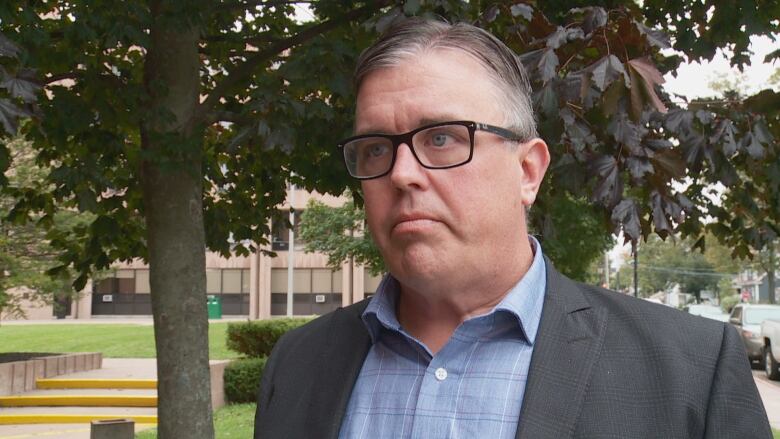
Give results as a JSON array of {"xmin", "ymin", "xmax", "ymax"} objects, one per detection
[
  {"xmin": 136, "ymin": 403, "xmax": 255, "ymax": 439},
  {"xmin": 0, "ymin": 322, "xmax": 238, "ymax": 359},
  {"xmin": 776, "ymin": 429, "xmax": 780, "ymax": 439}
]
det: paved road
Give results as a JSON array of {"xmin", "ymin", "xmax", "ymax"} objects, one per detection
[{"xmin": 753, "ymin": 370, "xmax": 780, "ymax": 429}]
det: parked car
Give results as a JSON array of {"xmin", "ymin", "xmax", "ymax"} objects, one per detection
[
  {"xmin": 684, "ymin": 304, "xmax": 729, "ymax": 322},
  {"xmin": 761, "ymin": 318, "xmax": 780, "ymax": 380},
  {"xmin": 729, "ymin": 303, "xmax": 780, "ymax": 368}
]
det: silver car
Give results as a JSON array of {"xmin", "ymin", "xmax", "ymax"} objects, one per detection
[
  {"xmin": 729, "ymin": 304, "xmax": 780, "ymax": 367},
  {"xmin": 684, "ymin": 304, "xmax": 729, "ymax": 322}
]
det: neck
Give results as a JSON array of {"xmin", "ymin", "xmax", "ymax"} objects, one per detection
[{"xmin": 396, "ymin": 238, "xmax": 535, "ymax": 355}]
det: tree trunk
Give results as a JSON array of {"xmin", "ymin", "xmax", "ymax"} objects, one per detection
[{"xmin": 141, "ymin": 3, "xmax": 214, "ymax": 439}]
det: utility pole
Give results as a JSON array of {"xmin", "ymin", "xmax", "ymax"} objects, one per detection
[
  {"xmin": 286, "ymin": 183, "xmax": 296, "ymax": 317},
  {"xmin": 769, "ymin": 240, "xmax": 777, "ymax": 304},
  {"xmin": 633, "ymin": 245, "xmax": 639, "ymax": 298}
]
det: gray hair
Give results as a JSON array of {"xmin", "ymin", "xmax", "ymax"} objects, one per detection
[{"xmin": 354, "ymin": 17, "xmax": 538, "ymax": 140}]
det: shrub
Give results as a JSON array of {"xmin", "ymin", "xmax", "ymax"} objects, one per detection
[
  {"xmin": 720, "ymin": 294, "xmax": 740, "ymax": 314},
  {"xmin": 224, "ymin": 357, "xmax": 268, "ymax": 403},
  {"xmin": 226, "ymin": 318, "xmax": 311, "ymax": 358}
]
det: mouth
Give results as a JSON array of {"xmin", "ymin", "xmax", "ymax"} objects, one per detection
[{"xmin": 391, "ymin": 215, "xmax": 441, "ymax": 234}]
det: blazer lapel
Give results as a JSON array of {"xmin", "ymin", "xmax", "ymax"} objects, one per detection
[
  {"xmin": 515, "ymin": 259, "xmax": 608, "ymax": 439},
  {"xmin": 305, "ymin": 303, "xmax": 372, "ymax": 439}
]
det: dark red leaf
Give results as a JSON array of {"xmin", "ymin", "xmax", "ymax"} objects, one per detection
[
  {"xmin": 538, "ymin": 49, "xmax": 559, "ymax": 83},
  {"xmin": 651, "ymin": 149, "xmax": 686, "ymax": 178},
  {"xmin": 627, "ymin": 157, "xmax": 654, "ymax": 180},
  {"xmin": 663, "ymin": 109, "xmax": 693, "ymax": 133},
  {"xmin": 651, "ymin": 191, "xmax": 672, "ymax": 234},
  {"xmin": 483, "ymin": 5, "xmax": 500, "ymax": 23},
  {"xmin": 627, "ymin": 58, "xmax": 667, "ymax": 114},
  {"xmin": 510, "ymin": 3, "xmax": 534, "ymax": 20},
  {"xmin": 590, "ymin": 155, "xmax": 621, "ymax": 206},
  {"xmin": 743, "ymin": 132, "xmax": 766, "ymax": 159},
  {"xmin": 611, "ymin": 199, "xmax": 641, "ymax": 242},
  {"xmin": 634, "ymin": 21, "xmax": 671, "ymax": 49},
  {"xmin": 607, "ymin": 115, "xmax": 642, "ymax": 148},
  {"xmin": 546, "ymin": 27, "xmax": 569, "ymax": 49},
  {"xmin": 590, "ymin": 55, "xmax": 627, "ymax": 91},
  {"xmin": 0, "ymin": 34, "xmax": 20, "ymax": 58}
]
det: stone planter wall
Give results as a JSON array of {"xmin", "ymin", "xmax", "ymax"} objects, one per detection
[{"xmin": 0, "ymin": 352, "xmax": 102, "ymax": 396}]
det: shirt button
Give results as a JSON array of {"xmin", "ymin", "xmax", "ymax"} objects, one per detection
[{"xmin": 434, "ymin": 367, "xmax": 448, "ymax": 381}]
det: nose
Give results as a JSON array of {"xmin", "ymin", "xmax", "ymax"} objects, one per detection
[{"xmin": 389, "ymin": 142, "xmax": 428, "ymax": 190}]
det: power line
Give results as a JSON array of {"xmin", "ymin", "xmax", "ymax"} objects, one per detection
[{"xmin": 634, "ymin": 264, "xmax": 736, "ymax": 277}]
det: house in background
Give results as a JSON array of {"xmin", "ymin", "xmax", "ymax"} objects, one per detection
[
  {"xmin": 733, "ymin": 269, "xmax": 779, "ymax": 303},
  {"xmin": 1, "ymin": 187, "xmax": 382, "ymax": 321}
]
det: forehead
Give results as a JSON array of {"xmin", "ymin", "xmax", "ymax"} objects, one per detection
[{"xmin": 354, "ymin": 48, "xmax": 504, "ymax": 134}]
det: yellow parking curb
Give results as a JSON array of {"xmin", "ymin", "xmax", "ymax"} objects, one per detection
[
  {"xmin": 36, "ymin": 379, "xmax": 157, "ymax": 389},
  {"xmin": 0, "ymin": 395, "xmax": 157, "ymax": 407},
  {"xmin": 0, "ymin": 415, "xmax": 157, "ymax": 425}
]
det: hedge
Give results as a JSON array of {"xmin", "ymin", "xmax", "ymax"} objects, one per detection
[
  {"xmin": 224, "ymin": 357, "xmax": 267, "ymax": 404},
  {"xmin": 226, "ymin": 318, "xmax": 311, "ymax": 358}
]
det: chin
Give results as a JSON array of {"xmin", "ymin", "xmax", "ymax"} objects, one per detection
[{"xmin": 389, "ymin": 244, "xmax": 447, "ymax": 282}]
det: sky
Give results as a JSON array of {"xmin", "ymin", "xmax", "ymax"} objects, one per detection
[{"xmin": 664, "ymin": 35, "xmax": 780, "ymax": 98}]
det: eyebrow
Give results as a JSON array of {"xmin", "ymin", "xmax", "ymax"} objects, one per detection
[{"xmin": 355, "ymin": 114, "xmax": 464, "ymax": 136}]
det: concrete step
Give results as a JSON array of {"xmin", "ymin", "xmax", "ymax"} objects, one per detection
[
  {"xmin": 37, "ymin": 378, "xmax": 157, "ymax": 389},
  {"xmin": 0, "ymin": 406, "xmax": 157, "ymax": 425},
  {"xmin": 0, "ymin": 422, "xmax": 155, "ymax": 439},
  {"xmin": 0, "ymin": 395, "xmax": 157, "ymax": 407},
  {"xmin": 22, "ymin": 388, "xmax": 156, "ymax": 397}
]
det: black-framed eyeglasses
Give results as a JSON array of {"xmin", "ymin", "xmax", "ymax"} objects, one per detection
[{"xmin": 337, "ymin": 120, "xmax": 524, "ymax": 180}]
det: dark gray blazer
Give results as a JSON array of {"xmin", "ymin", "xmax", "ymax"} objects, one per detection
[{"xmin": 254, "ymin": 260, "xmax": 772, "ymax": 438}]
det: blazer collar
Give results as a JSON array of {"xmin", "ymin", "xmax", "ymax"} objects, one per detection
[
  {"xmin": 308, "ymin": 258, "xmax": 607, "ymax": 439},
  {"xmin": 515, "ymin": 256, "xmax": 607, "ymax": 439},
  {"xmin": 308, "ymin": 301, "xmax": 372, "ymax": 439}
]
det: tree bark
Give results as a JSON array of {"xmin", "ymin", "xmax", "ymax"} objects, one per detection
[{"xmin": 141, "ymin": 3, "xmax": 214, "ymax": 439}]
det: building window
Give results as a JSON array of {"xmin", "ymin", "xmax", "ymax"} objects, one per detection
[
  {"xmin": 206, "ymin": 268, "xmax": 251, "ymax": 294},
  {"xmin": 271, "ymin": 211, "xmax": 305, "ymax": 251},
  {"xmin": 206, "ymin": 269, "xmax": 221, "ymax": 294},
  {"xmin": 223, "ymin": 269, "xmax": 242, "ymax": 294}
]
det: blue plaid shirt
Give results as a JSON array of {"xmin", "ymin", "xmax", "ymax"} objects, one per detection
[{"xmin": 338, "ymin": 238, "xmax": 546, "ymax": 439}]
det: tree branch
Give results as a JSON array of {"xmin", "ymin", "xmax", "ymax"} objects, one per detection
[
  {"xmin": 197, "ymin": 0, "xmax": 390, "ymax": 121},
  {"xmin": 206, "ymin": 110, "xmax": 252, "ymax": 125},
  {"xmin": 218, "ymin": 0, "xmax": 318, "ymax": 11},
  {"xmin": 42, "ymin": 72, "xmax": 80, "ymax": 85}
]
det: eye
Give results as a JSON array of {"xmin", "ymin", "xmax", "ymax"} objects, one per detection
[
  {"xmin": 431, "ymin": 133, "xmax": 449, "ymax": 147},
  {"xmin": 364, "ymin": 142, "xmax": 390, "ymax": 158}
]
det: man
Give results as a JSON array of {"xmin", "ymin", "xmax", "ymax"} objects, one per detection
[{"xmin": 255, "ymin": 18, "xmax": 771, "ymax": 439}]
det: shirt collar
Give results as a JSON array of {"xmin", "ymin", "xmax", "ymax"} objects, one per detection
[{"xmin": 362, "ymin": 236, "xmax": 547, "ymax": 346}]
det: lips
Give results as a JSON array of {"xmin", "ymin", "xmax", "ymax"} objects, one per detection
[{"xmin": 391, "ymin": 213, "xmax": 441, "ymax": 234}]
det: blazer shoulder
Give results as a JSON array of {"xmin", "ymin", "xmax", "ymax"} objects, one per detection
[
  {"xmin": 572, "ymin": 279, "xmax": 726, "ymax": 349},
  {"xmin": 270, "ymin": 298, "xmax": 371, "ymax": 361}
]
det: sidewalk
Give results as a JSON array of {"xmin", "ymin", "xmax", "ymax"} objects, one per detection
[
  {"xmin": 0, "ymin": 359, "xmax": 158, "ymax": 439},
  {"xmin": 0, "ymin": 317, "xmax": 247, "ymax": 326}
]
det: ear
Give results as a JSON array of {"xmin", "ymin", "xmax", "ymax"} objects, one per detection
[{"xmin": 518, "ymin": 138, "xmax": 550, "ymax": 206}]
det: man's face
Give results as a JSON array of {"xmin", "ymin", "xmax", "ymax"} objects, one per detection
[{"xmin": 356, "ymin": 49, "xmax": 545, "ymax": 292}]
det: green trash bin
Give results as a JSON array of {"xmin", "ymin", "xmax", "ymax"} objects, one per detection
[{"xmin": 207, "ymin": 295, "xmax": 222, "ymax": 319}]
